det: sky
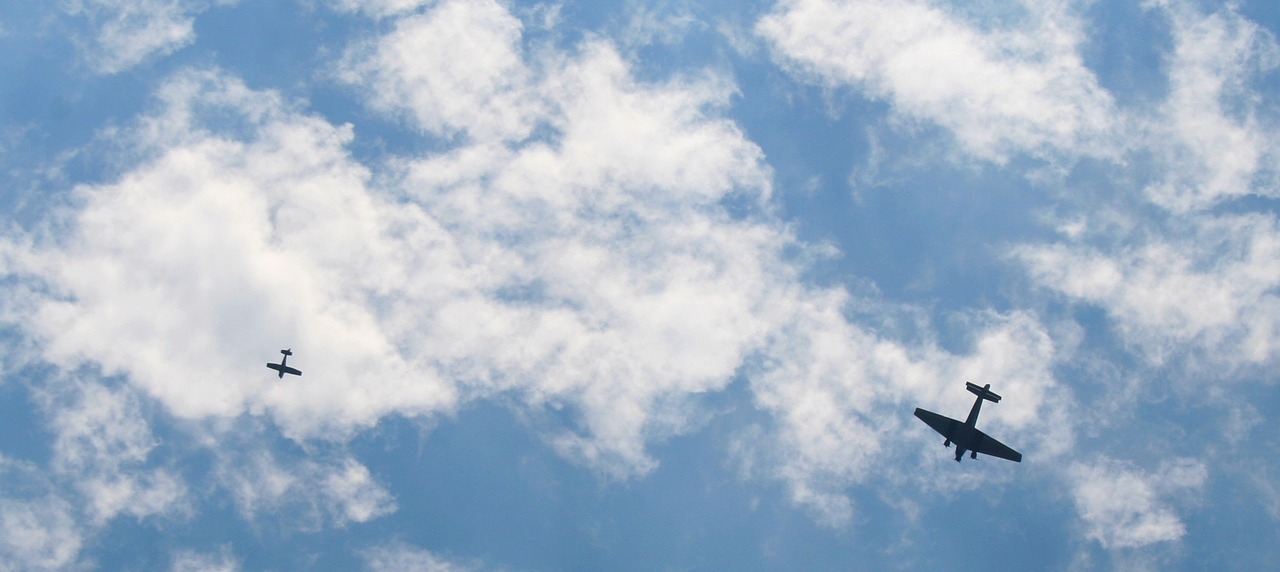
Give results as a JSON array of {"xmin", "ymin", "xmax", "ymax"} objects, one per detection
[{"xmin": 0, "ymin": 0, "xmax": 1278, "ymax": 570}]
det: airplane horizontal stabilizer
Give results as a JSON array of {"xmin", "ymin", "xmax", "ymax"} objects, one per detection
[{"xmin": 966, "ymin": 382, "xmax": 1002, "ymax": 402}]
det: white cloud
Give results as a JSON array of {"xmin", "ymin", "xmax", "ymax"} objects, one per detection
[
  {"xmin": 614, "ymin": 3, "xmax": 703, "ymax": 50},
  {"xmin": 1, "ymin": 69, "xmax": 460, "ymax": 437},
  {"xmin": 63, "ymin": 0, "xmax": 235, "ymax": 74},
  {"xmin": 744, "ymin": 305, "xmax": 1071, "ymax": 526},
  {"xmin": 1014, "ymin": 213, "xmax": 1280, "ymax": 370},
  {"xmin": 330, "ymin": 0, "xmax": 434, "ymax": 19},
  {"xmin": 349, "ymin": 24, "xmax": 783, "ymax": 476},
  {"xmin": 0, "ymin": 458, "xmax": 83, "ymax": 572},
  {"xmin": 43, "ymin": 380, "xmax": 187, "ymax": 524},
  {"xmin": 0, "ymin": 496, "xmax": 82, "ymax": 572},
  {"xmin": 214, "ymin": 446, "xmax": 395, "ymax": 529},
  {"xmin": 756, "ymin": 0, "xmax": 1119, "ymax": 162},
  {"xmin": 1007, "ymin": 2, "xmax": 1280, "ymax": 378},
  {"xmin": 171, "ymin": 545, "xmax": 239, "ymax": 572},
  {"xmin": 753, "ymin": 0, "xmax": 1280, "ymax": 382},
  {"xmin": 1143, "ymin": 0, "xmax": 1280, "ymax": 212},
  {"xmin": 750, "ymin": 0, "xmax": 1275, "ymax": 544},
  {"xmin": 3, "ymin": 0, "xmax": 1077, "ymax": 530},
  {"xmin": 0, "ymin": 380, "xmax": 185, "ymax": 569},
  {"xmin": 337, "ymin": 0, "xmax": 540, "ymax": 141},
  {"xmin": 3, "ymin": 0, "xmax": 785, "ymax": 481},
  {"xmin": 321, "ymin": 457, "xmax": 398, "ymax": 524},
  {"xmin": 362, "ymin": 541, "xmax": 477, "ymax": 572},
  {"xmin": 1070, "ymin": 457, "xmax": 1206, "ymax": 549}
]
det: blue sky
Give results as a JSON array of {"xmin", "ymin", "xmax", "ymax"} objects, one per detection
[{"xmin": 1, "ymin": 0, "xmax": 1278, "ymax": 570}]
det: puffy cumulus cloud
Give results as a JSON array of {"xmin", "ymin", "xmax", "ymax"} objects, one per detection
[
  {"xmin": 42, "ymin": 380, "xmax": 187, "ymax": 524},
  {"xmin": 6, "ymin": 0, "xmax": 786, "ymax": 481},
  {"xmin": 742, "ymin": 306, "xmax": 1071, "ymax": 526},
  {"xmin": 1, "ymin": 68, "xmax": 459, "ymax": 438},
  {"xmin": 63, "ymin": 0, "xmax": 235, "ymax": 74},
  {"xmin": 3, "ymin": 0, "xmax": 1071, "ymax": 529},
  {"xmin": 1070, "ymin": 457, "xmax": 1206, "ymax": 549},
  {"xmin": 1014, "ymin": 213, "xmax": 1280, "ymax": 370},
  {"xmin": 756, "ymin": 0, "xmax": 1119, "ymax": 162},
  {"xmin": 0, "ymin": 0, "xmax": 765, "ymax": 485},
  {"xmin": 1143, "ymin": 0, "xmax": 1280, "ymax": 212},
  {"xmin": 214, "ymin": 446, "xmax": 395, "ymax": 529},
  {"xmin": 362, "ymin": 541, "xmax": 478, "ymax": 572},
  {"xmin": 337, "ymin": 0, "xmax": 541, "ymax": 141},
  {"xmin": 337, "ymin": 4, "xmax": 782, "ymax": 477}
]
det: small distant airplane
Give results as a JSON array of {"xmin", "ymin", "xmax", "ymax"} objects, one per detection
[
  {"xmin": 266, "ymin": 349, "xmax": 302, "ymax": 378},
  {"xmin": 914, "ymin": 382, "xmax": 1022, "ymax": 463}
]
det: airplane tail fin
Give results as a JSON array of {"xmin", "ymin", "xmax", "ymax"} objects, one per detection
[
  {"xmin": 281, "ymin": 348, "xmax": 293, "ymax": 356},
  {"xmin": 966, "ymin": 382, "xmax": 1002, "ymax": 402}
]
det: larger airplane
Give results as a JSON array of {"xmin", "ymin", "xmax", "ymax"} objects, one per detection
[
  {"xmin": 266, "ymin": 349, "xmax": 302, "ymax": 378},
  {"xmin": 914, "ymin": 382, "xmax": 1021, "ymax": 463}
]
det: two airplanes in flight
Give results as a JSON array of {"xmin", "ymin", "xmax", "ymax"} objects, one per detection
[{"xmin": 268, "ymin": 347, "xmax": 1020, "ymax": 464}]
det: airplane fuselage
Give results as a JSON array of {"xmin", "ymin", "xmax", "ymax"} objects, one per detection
[
  {"xmin": 950, "ymin": 394, "xmax": 988, "ymax": 460},
  {"xmin": 950, "ymin": 427, "xmax": 978, "ymax": 462},
  {"xmin": 274, "ymin": 354, "xmax": 290, "ymax": 378}
]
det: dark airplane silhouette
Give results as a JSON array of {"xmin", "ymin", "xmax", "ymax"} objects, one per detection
[
  {"xmin": 914, "ymin": 382, "xmax": 1021, "ymax": 462},
  {"xmin": 266, "ymin": 349, "xmax": 302, "ymax": 378}
]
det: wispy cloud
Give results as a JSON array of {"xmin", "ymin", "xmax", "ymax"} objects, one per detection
[
  {"xmin": 214, "ymin": 445, "xmax": 395, "ymax": 529},
  {"xmin": 363, "ymin": 541, "xmax": 480, "ymax": 572},
  {"xmin": 1070, "ymin": 457, "xmax": 1206, "ymax": 549},
  {"xmin": 171, "ymin": 545, "xmax": 239, "ymax": 572},
  {"xmin": 1014, "ymin": 212, "xmax": 1280, "ymax": 371},
  {"xmin": 328, "ymin": 0, "xmax": 435, "ymax": 19},
  {"xmin": 1143, "ymin": 0, "xmax": 1280, "ymax": 212},
  {"xmin": 757, "ymin": 0, "xmax": 1120, "ymax": 162},
  {"xmin": 0, "ymin": 457, "xmax": 84, "ymax": 571},
  {"xmin": 63, "ymin": 0, "xmax": 236, "ymax": 74},
  {"xmin": 42, "ymin": 380, "xmax": 187, "ymax": 525},
  {"xmin": 744, "ymin": 307, "xmax": 1071, "ymax": 526},
  {"xmin": 755, "ymin": 0, "xmax": 1278, "ymax": 543},
  {"xmin": 1011, "ymin": 1, "xmax": 1280, "ymax": 374}
]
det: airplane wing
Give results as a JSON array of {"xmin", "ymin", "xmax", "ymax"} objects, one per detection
[
  {"xmin": 266, "ymin": 364, "xmax": 303, "ymax": 376},
  {"xmin": 972, "ymin": 429, "xmax": 1022, "ymax": 462},
  {"xmin": 914, "ymin": 408, "xmax": 960, "ymax": 438}
]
